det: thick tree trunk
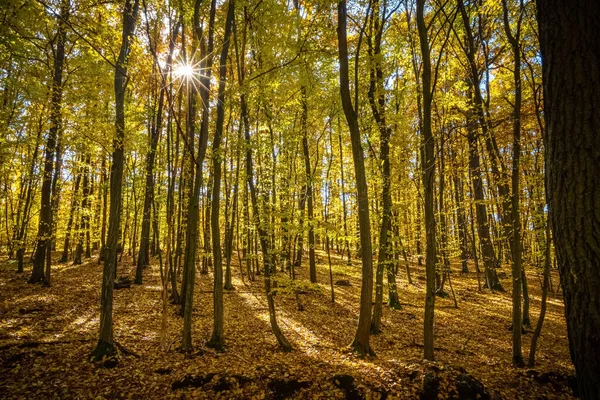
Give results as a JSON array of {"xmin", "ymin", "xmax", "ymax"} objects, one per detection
[{"xmin": 537, "ymin": 1, "xmax": 600, "ymax": 396}]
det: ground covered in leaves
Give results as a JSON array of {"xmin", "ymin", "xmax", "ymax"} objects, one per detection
[{"xmin": 0, "ymin": 250, "xmax": 576, "ymax": 399}]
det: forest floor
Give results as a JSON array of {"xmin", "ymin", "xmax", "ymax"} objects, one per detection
[{"xmin": 0, "ymin": 249, "xmax": 576, "ymax": 399}]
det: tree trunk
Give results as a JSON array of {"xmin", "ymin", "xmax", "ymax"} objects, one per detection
[
  {"xmin": 416, "ymin": 0, "xmax": 436, "ymax": 361},
  {"xmin": 502, "ymin": 0, "xmax": 525, "ymax": 366},
  {"xmin": 300, "ymin": 89, "xmax": 317, "ymax": 283},
  {"xmin": 29, "ymin": 0, "xmax": 69, "ymax": 285},
  {"xmin": 74, "ymin": 157, "xmax": 90, "ymax": 265},
  {"xmin": 452, "ymin": 173, "xmax": 469, "ymax": 273},
  {"xmin": 337, "ymin": 0, "xmax": 374, "ymax": 357},
  {"xmin": 528, "ymin": 216, "xmax": 551, "ymax": 367},
  {"xmin": 16, "ymin": 119, "xmax": 43, "ymax": 272},
  {"xmin": 537, "ymin": 1, "xmax": 600, "ymax": 396},
  {"xmin": 98, "ymin": 157, "xmax": 108, "ymax": 263},
  {"xmin": 337, "ymin": 118, "xmax": 351, "ymax": 265},
  {"xmin": 207, "ymin": 0, "xmax": 234, "ymax": 351},
  {"xmin": 91, "ymin": 0, "xmax": 139, "ymax": 361},
  {"xmin": 181, "ymin": 0, "xmax": 216, "ymax": 351},
  {"xmin": 368, "ymin": 0, "xmax": 394, "ymax": 334}
]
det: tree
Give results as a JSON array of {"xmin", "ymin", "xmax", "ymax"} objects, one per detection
[
  {"xmin": 368, "ymin": 0, "xmax": 400, "ymax": 335},
  {"xmin": 537, "ymin": 0, "xmax": 600, "ymax": 396},
  {"xmin": 91, "ymin": 0, "xmax": 140, "ymax": 361},
  {"xmin": 502, "ymin": 0, "xmax": 525, "ymax": 367},
  {"xmin": 207, "ymin": 0, "xmax": 234, "ymax": 351},
  {"xmin": 29, "ymin": 0, "xmax": 69, "ymax": 286},
  {"xmin": 181, "ymin": 0, "xmax": 216, "ymax": 352},
  {"xmin": 337, "ymin": 0, "xmax": 374, "ymax": 357},
  {"xmin": 415, "ymin": 0, "xmax": 436, "ymax": 361}
]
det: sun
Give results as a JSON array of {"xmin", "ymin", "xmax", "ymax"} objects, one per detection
[{"xmin": 174, "ymin": 63, "xmax": 195, "ymax": 79}]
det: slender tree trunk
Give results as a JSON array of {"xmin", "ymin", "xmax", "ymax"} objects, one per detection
[
  {"xmin": 337, "ymin": 119, "xmax": 351, "ymax": 265},
  {"xmin": 466, "ymin": 99, "xmax": 502, "ymax": 291},
  {"xmin": 436, "ymin": 132, "xmax": 450, "ymax": 296},
  {"xmin": 416, "ymin": 0, "xmax": 437, "ymax": 361},
  {"xmin": 337, "ymin": 0, "xmax": 374, "ymax": 356},
  {"xmin": 98, "ymin": 157, "xmax": 108, "ymax": 263},
  {"xmin": 91, "ymin": 0, "xmax": 139, "ymax": 361},
  {"xmin": 16, "ymin": 120, "xmax": 43, "ymax": 272},
  {"xmin": 300, "ymin": 89, "xmax": 317, "ymax": 283},
  {"xmin": 207, "ymin": 0, "xmax": 234, "ymax": 351},
  {"xmin": 502, "ymin": 0, "xmax": 525, "ymax": 366},
  {"xmin": 74, "ymin": 157, "xmax": 90, "ymax": 265},
  {"xmin": 390, "ymin": 214, "xmax": 405, "ymax": 302},
  {"xmin": 452, "ymin": 172, "xmax": 469, "ymax": 273},
  {"xmin": 181, "ymin": 0, "xmax": 216, "ymax": 351},
  {"xmin": 368, "ymin": 0, "xmax": 394, "ymax": 333},
  {"xmin": 528, "ymin": 216, "xmax": 551, "ymax": 367},
  {"xmin": 50, "ymin": 137, "xmax": 63, "ymax": 253},
  {"xmin": 224, "ymin": 117, "xmax": 241, "ymax": 290},
  {"xmin": 30, "ymin": 0, "xmax": 69, "ymax": 285}
]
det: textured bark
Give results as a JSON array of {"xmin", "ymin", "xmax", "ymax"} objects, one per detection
[
  {"xmin": 537, "ymin": 1, "xmax": 600, "ymax": 397},
  {"xmin": 337, "ymin": 0, "xmax": 374, "ymax": 356},
  {"xmin": 91, "ymin": 0, "xmax": 139, "ymax": 361}
]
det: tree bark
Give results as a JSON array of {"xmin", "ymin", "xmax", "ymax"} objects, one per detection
[{"xmin": 537, "ymin": 0, "xmax": 600, "ymax": 396}]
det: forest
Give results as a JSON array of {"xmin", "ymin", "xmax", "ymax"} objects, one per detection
[{"xmin": 0, "ymin": 0, "xmax": 598, "ymax": 398}]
